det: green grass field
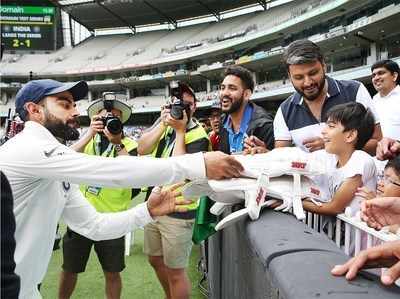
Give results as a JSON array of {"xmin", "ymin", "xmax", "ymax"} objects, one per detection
[{"xmin": 40, "ymin": 193, "xmax": 205, "ymax": 299}]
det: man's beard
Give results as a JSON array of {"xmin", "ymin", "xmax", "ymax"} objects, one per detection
[
  {"xmin": 294, "ymin": 74, "xmax": 326, "ymax": 102},
  {"xmin": 43, "ymin": 109, "xmax": 80, "ymax": 141},
  {"xmin": 221, "ymin": 93, "xmax": 244, "ymax": 114}
]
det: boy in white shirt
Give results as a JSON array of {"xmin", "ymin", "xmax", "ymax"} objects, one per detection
[{"xmin": 302, "ymin": 102, "xmax": 377, "ymax": 216}]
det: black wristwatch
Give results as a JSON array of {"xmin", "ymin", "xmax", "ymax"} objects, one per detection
[{"xmin": 115, "ymin": 143, "xmax": 125, "ymax": 152}]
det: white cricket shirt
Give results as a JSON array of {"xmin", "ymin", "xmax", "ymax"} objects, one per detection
[{"xmin": 0, "ymin": 121, "xmax": 205, "ymax": 298}]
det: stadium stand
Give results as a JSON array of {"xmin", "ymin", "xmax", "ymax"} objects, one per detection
[
  {"xmin": 1, "ymin": 1, "xmax": 400, "ymax": 115},
  {"xmin": 0, "ymin": 0, "xmax": 327, "ymax": 76}
]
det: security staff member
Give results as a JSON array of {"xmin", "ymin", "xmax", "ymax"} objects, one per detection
[
  {"xmin": 138, "ymin": 82, "xmax": 210, "ymax": 299},
  {"xmin": 59, "ymin": 96, "xmax": 139, "ymax": 299}
]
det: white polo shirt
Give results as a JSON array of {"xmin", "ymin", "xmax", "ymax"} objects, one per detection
[
  {"xmin": 373, "ymin": 85, "xmax": 400, "ymax": 140},
  {"xmin": 0, "ymin": 121, "xmax": 206, "ymax": 299},
  {"xmin": 273, "ymin": 77, "xmax": 379, "ymax": 152}
]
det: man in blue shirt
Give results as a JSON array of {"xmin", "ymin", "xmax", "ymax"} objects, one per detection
[{"xmin": 219, "ymin": 65, "xmax": 274, "ymax": 154}]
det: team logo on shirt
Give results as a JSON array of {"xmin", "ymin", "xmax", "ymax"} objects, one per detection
[
  {"xmin": 62, "ymin": 182, "xmax": 70, "ymax": 191},
  {"xmin": 44, "ymin": 148, "xmax": 57, "ymax": 157},
  {"xmin": 43, "ymin": 146, "xmax": 65, "ymax": 158}
]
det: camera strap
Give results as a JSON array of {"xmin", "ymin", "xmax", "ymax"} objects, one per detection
[
  {"xmin": 93, "ymin": 134, "xmax": 114, "ymax": 157},
  {"xmin": 86, "ymin": 134, "xmax": 115, "ymax": 196},
  {"xmin": 162, "ymin": 128, "xmax": 177, "ymax": 157}
]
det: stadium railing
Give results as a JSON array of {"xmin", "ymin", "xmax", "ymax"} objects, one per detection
[
  {"xmin": 206, "ymin": 208, "xmax": 400, "ymax": 299},
  {"xmin": 304, "ymin": 207, "xmax": 399, "ymax": 256}
]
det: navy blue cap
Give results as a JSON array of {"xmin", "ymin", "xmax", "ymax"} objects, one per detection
[{"xmin": 15, "ymin": 79, "xmax": 88, "ymax": 120}]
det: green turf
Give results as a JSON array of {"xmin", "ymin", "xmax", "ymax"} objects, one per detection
[{"xmin": 40, "ymin": 193, "xmax": 205, "ymax": 299}]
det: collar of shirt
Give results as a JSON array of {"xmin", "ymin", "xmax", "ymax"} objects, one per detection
[
  {"xmin": 294, "ymin": 76, "xmax": 338, "ymax": 106},
  {"xmin": 223, "ymin": 103, "xmax": 253, "ymax": 153},
  {"xmin": 23, "ymin": 121, "xmax": 60, "ymax": 143},
  {"xmin": 186, "ymin": 118, "xmax": 197, "ymax": 130},
  {"xmin": 376, "ymin": 84, "xmax": 400, "ymax": 99}
]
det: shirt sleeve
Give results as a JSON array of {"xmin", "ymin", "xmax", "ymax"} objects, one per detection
[
  {"xmin": 2, "ymin": 145, "xmax": 206, "ymax": 189},
  {"xmin": 273, "ymin": 107, "xmax": 292, "ymax": 141},
  {"xmin": 341, "ymin": 151, "xmax": 376, "ymax": 182},
  {"xmin": 355, "ymin": 83, "xmax": 380, "ymax": 124},
  {"xmin": 62, "ymin": 184, "xmax": 153, "ymax": 241},
  {"xmin": 186, "ymin": 137, "xmax": 210, "ymax": 153},
  {"xmin": 309, "ymin": 150, "xmax": 334, "ymax": 202}
]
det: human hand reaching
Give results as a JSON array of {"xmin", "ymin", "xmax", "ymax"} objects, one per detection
[
  {"xmin": 147, "ymin": 183, "xmax": 192, "ymax": 217},
  {"xmin": 243, "ymin": 135, "xmax": 268, "ymax": 155},
  {"xmin": 331, "ymin": 240, "xmax": 400, "ymax": 285},
  {"xmin": 361, "ymin": 197, "xmax": 400, "ymax": 230}
]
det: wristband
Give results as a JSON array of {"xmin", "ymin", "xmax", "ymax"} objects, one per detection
[{"xmin": 115, "ymin": 143, "xmax": 125, "ymax": 152}]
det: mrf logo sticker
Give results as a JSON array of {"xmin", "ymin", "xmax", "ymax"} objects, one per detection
[
  {"xmin": 291, "ymin": 161, "xmax": 306, "ymax": 169},
  {"xmin": 310, "ymin": 187, "xmax": 320, "ymax": 196},
  {"xmin": 255, "ymin": 186, "xmax": 267, "ymax": 206}
]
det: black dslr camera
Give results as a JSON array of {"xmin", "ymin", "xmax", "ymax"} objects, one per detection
[
  {"xmin": 101, "ymin": 93, "xmax": 123, "ymax": 135},
  {"xmin": 167, "ymin": 81, "xmax": 191, "ymax": 120}
]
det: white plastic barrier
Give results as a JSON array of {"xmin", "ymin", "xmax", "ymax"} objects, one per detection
[{"xmin": 304, "ymin": 207, "xmax": 399, "ymax": 256}]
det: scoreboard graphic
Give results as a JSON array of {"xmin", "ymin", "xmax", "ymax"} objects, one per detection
[{"xmin": 1, "ymin": 6, "xmax": 56, "ymax": 51}]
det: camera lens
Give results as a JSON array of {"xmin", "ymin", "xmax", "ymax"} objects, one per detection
[
  {"xmin": 170, "ymin": 106, "xmax": 183, "ymax": 120},
  {"xmin": 106, "ymin": 117, "xmax": 122, "ymax": 134}
]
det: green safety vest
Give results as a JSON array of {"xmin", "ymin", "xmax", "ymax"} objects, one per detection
[
  {"xmin": 151, "ymin": 122, "xmax": 211, "ymax": 211},
  {"xmin": 80, "ymin": 136, "xmax": 138, "ymax": 213}
]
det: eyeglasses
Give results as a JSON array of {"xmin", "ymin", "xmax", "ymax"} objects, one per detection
[{"xmin": 380, "ymin": 176, "xmax": 400, "ymax": 188}]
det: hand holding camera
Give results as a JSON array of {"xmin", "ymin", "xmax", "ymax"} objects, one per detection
[
  {"xmin": 165, "ymin": 98, "xmax": 191, "ymax": 121},
  {"xmin": 103, "ymin": 124, "xmax": 123, "ymax": 145},
  {"xmin": 168, "ymin": 81, "xmax": 192, "ymax": 120},
  {"xmin": 161, "ymin": 81, "xmax": 195, "ymax": 132},
  {"xmin": 91, "ymin": 112, "xmax": 123, "ymax": 144},
  {"xmin": 89, "ymin": 114, "xmax": 105, "ymax": 135},
  {"xmin": 166, "ymin": 108, "xmax": 188, "ymax": 133}
]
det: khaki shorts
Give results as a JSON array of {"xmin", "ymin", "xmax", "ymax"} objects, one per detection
[{"xmin": 144, "ymin": 215, "xmax": 194, "ymax": 269}]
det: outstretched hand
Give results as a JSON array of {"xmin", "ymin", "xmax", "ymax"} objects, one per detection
[
  {"xmin": 376, "ymin": 137, "xmax": 400, "ymax": 160},
  {"xmin": 243, "ymin": 135, "xmax": 268, "ymax": 155},
  {"xmin": 355, "ymin": 186, "xmax": 376, "ymax": 201},
  {"xmin": 331, "ymin": 240, "xmax": 400, "ymax": 285},
  {"xmin": 361, "ymin": 197, "xmax": 400, "ymax": 230},
  {"xmin": 203, "ymin": 151, "xmax": 244, "ymax": 179},
  {"xmin": 147, "ymin": 183, "xmax": 192, "ymax": 217},
  {"xmin": 302, "ymin": 137, "xmax": 324, "ymax": 152}
]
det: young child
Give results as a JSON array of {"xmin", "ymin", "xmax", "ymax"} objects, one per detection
[
  {"xmin": 356, "ymin": 155, "xmax": 400, "ymax": 233},
  {"xmin": 357, "ymin": 156, "xmax": 400, "ymax": 197},
  {"xmin": 302, "ymin": 102, "xmax": 377, "ymax": 216}
]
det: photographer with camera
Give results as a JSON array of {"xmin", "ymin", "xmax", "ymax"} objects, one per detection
[
  {"xmin": 59, "ymin": 94, "xmax": 139, "ymax": 299},
  {"xmin": 138, "ymin": 81, "xmax": 211, "ymax": 299}
]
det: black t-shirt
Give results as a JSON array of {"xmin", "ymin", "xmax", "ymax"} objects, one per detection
[{"xmin": 1, "ymin": 171, "xmax": 20, "ymax": 299}]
